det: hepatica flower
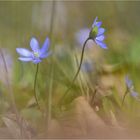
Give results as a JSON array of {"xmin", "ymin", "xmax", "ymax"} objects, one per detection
[
  {"xmin": 125, "ymin": 75, "xmax": 140, "ymax": 100},
  {"xmin": 75, "ymin": 17, "xmax": 107, "ymax": 49},
  {"xmin": 76, "ymin": 28, "xmax": 90, "ymax": 47},
  {"xmin": 16, "ymin": 37, "xmax": 51, "ymax": 64},
  {"xmin": 89, "ymin": 17, "xmax": 107, "ymax": 49},
  {"xmin": 81, "ymin": 60, "xmax": 93, "ymax": 72},
  {"xmin": 125, "ymin": 75, "xmax": 133, "ymax": 89}
]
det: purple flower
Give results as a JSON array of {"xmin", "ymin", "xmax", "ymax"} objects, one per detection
[
  {"xmin": 89, "ymin": 17, "xmax": 107, "ymax": 49},
  {"xmin": 125, "ymin": 75, "xmax": 133, "ymax": 89},
  {"xmin": 75, "ymin": 17, "xmax": 107, "ymax": 49},
  {"xmin": 16, "ymin": 37, "xmax": 51, "ymax": 64},
  {"xmin": 130, "ymin": 90, "xmax": 140, "ymax": 101},
  {"xmin": 81, "ymin": 60, "xmax": 93, "ymax": 72},
  {"xmin": 131, "ymin": 91, "xmax": 139, "ymax": 98},
  {"xmin": 125, "ymin": 75, "xmax": 140, "ymax": 100},
  {"xmin": 75, "ymin": 28, "xmax": 90, "ymax": 47}
]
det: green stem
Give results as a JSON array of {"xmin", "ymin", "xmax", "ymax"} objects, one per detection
[
  {"xmin": 90, "ymin": 88, "xmax": 97, "ymax": 106},
  {"xmin": 34, "ymin": 63, "xmax": 41, "ymax": 110},
  {"xmin": 59, "ymin": 38, "xmax": 89, "ymax": 105},
  {"xmin": 121, "ymin": 88, "xmax": 128, "ymax": 107}
]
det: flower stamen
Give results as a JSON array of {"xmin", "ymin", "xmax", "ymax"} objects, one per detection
[{"xmin": 33, "ymin": 52, "xmax": 39, "ymax": 58}]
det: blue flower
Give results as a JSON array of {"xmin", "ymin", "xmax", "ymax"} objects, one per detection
[
  {"xmin": 75, "ymin": 17, "xmax": 107, "ymax": 49},
  {"xmin": 75, "ymin": 28, "xmax": 90, "ymax": 46},
  {"xmin": 130, "ymin": 90, "xmax": 140, "ymax": 101},
  {"xmin": 125, "ymin": 75, "xmax": 133, "ymax": 89},
  {"xmin": 16, "ymin": 37, "xmax": 51, "ymax": 64},
  {"xmin": 81, "ymin": 60, "xmax": 93, "ymax": 72},
  {"xmin": 131, "ymin": 91, "xmax": 139, "ymax": 98},
  {"xmin": 89, "ymin": 17, "xmax": 107, "ymax": 49},
  {"xmin": 125, "ymin": 75, "xmax": 140, "ymax": 100}
]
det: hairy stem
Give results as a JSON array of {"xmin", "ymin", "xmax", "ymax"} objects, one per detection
[
  {"xmin": 90, "ymin": 88, "xmax": 97, "ymax": 106},
  {"xmin": 121, "ymin": 88, "xmax": 128, "ymax": 107},
  {"xmin": 59, "ymin": 38, "xmax": 89, "ymax": 105},
  {"xmin": 34, "ymin": 63, "xmax": 41, "ymax": 110}
]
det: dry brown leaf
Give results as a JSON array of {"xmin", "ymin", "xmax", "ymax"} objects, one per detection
[
  {"xmin": 2, "ymin": 117, "xmax": 20, "ymax": 139},
  {"xmin": 47, "ymin": 96, "xmax": 110, "ymax": 138},
  {"xmin": 47, "ymin": 96, "xmax": 140, "ymax": 138}
]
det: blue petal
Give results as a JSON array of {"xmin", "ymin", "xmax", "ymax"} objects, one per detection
[
  {"xmin": 97, "ymin": 28, "xmax": 105, "ymax": 36},
  {"xmin": 125, "ymin": 76, "xmax": 133, "ymax": 88},
  {"xmin": 18, "ymin": 57, "xmax": 33, "ymax": 62},
  {"xmin": 30, "ymin": 37, "xmax": 40, "ymax": 52},
  {"xmin": 81, "ymin": 60, "xmax": 93, "ymax": 72},
  {"xmin": 33, "ymin": 59, "xmax": 42, "ymax": 64},
  {"xmin": 16, "ymin": 48, "xmax": 32, "ymax": 57},
  {"xmin": 95, "ymin": 21, "xmax": 102, "ymax": 28},
  {"xmin": 95, "ymin": 39, "xmax": 107, "ymax": 49},
  {"xmin": 96, "ymin": 35, "xmax": 105, "ymax": 41},
  {"xmin": 40, "ymin": 37, "xmax": 50, "ymax": 55},
  {"xmin": 75, "ymin": 28, "xmax": 90, "ymax": 46},
  {"xmin": 40, "ymin": 51, "xmax": 52, "ymax": 59},
  {"xmin": 92, "ymin": 17, "xmax": 98, "ymax": 28},
  {"xmin": 131, "ymin": 91, "xmax": 138, "ymax": 98}
]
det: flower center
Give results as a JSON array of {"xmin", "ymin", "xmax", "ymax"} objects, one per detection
[{"xmin": 33, "ymin": 52, "xmax": 39, "ymax": 58}]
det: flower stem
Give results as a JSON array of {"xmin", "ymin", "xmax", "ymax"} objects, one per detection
[
  {"xmin": 121, "ymin": 88, "xmax": 128, "ymax": 107},
  {"xmin": 90, "ymin": 88, "xmax": 97, "ymax": 106},
  {"xmin": 59, "ymin": 38, "xmax": 89, "ymax": 106},
  {"xmin": 34, "ymin": 63, "xmax": 41, "ymax": 110}
]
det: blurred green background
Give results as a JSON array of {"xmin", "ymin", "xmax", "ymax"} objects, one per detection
[{"xmin": 0, "ymin": 1, "xmax": 140, "ymax": 138}]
